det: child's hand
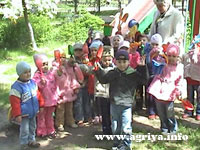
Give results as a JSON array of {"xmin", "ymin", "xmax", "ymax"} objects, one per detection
[
  {"xmin": 15, "ymin": 116, "xmax": 22, "ymax": 123},
  {"xmin": 74, "ymin": 88, "xmax": 79, "ymax": 94},
  {"xmin": 39, "ymin": 107, "xmax": 44, "ymax": 112},
  {"xmin": 40, "ymin": 77, "xmax": 46, "ymax": 85},
  {"xmin": 68, "ymin": 57, "xmax": 76, "ymax": 66},
  {"xmin": 138, "ymin": 56, "xmax": 146, "ymax": 66}
]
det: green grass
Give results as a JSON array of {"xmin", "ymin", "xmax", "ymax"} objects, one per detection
[{"xmin": 131, "ymin": 121, "xmax": 200, "ymax": 150}]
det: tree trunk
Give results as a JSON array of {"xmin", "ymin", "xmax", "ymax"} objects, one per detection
[
  {"xmin": 118, "ymin": 0, "xmax": 121, "ymax": 9},
  {"xmin": 74, "ymin": 0, "xmax": 78, "ymax": 14},
  {"xmin": 22, "ymin": 0, "xmax": 37, "ymax": 50},
  {"xmin": 97, "ymin": 0, "xmax": 100, "ymax": 12}
]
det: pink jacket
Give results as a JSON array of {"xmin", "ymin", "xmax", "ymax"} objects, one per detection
[
  {"xmin": 147, "ymin": 63, "xmax": 184, "ymax": 101},
  {"xmin": 129, "ymin": 51, "xmax": 140, "ymax": 69},
  {"xmin": 55, "ymin": 61, "xmax": 84, "ymax": 103},
  {"xmin": 33, "ymin": 70, "xmax": 59, "ymax": 107}
]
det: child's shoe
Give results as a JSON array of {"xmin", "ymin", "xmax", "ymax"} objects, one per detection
[
  {"xmin": 28, "ymin": 141, "xmax": 40, "ymax": 148},
  {"xmin": 148, "ymin": 114, "xmax": 156, "ymax": 120},
  {"xmin": 196, "ymin": 115, "xmax": 200, "ymax": 121},
  {"xmin": 94, "ymin": 116, "xmax": 100, "ymax": 124},
  {"xmin": 182, "ymin": 113, "xmax": 190, "ymax": 119},
  {"xmin": 77, "ymin": 121, "xmax": 85, "ymax": 127},
  {"xmin": 48, "ymin": 132, "xmax": 57, "ymax": 139},
  {"xmin": 57, "ymin": 124, "xmax": 64, "ymax": 131}
]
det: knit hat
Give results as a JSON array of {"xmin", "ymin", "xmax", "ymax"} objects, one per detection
[
  {"xmin": 151, "ymin": 34, "xmax": 163, "ymax": 46},
  {"xmin": 16, "ymin": 61, "xmax": 31, "ymax": 76},
  {"xmin": 118, "ymin": 40, "xmax": 130, "ymax": 50},
  {"xmin": 89, "ymin": 40, "xmax": 103, "ymax": 49},
  {"xmin": 103, "ymin": 46, "xmax": 114, "ymax": 57},
  {"xmin": 115, "ymin": 50, "xmax": 129, "ymax": 60},
  {"xmin": 166, "ymin": 44, "xmax": 180, "ymax": 56},
  {"xmin": 111, "ymin": 35, "xmax": 124, "ymax": 46},
  {"xmin": 73, "ymin": 43, "xmax": 83, "ymax": 50},
  {"xmin": 93, "ymin": 31, "xmax": 104, "ymax": 41},
  {"xmin": 33, "ymin": 53, "xmax": 48, "ymax": 71}
]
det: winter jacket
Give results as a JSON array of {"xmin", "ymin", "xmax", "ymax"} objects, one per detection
[
  {"xmin": 149, "ymin": 5, "xmax": 184, "ymax": 44},
  {"xmin": 94, "ymin": 64, "xmax": 115, "ymax": 98},
  {"xmin": 95, "ymin": 65, "xmax": 149, "ymax": 107},
  {"xmin": 184, "ymin": 50, "xmax": 200, "ymax": 82},
  {"xmin": 9, "ymin": 79, "xmax": 44, "ymax": 118},
  {"xmin": 148, "ymin": 63, "xmax": 186, "ymax": 101},
  {"xmin": 55, "ymin": 60, "xmax": 83, "ymax": 103},
  {"xmin": 33, "ymin": 69, "xmax": 59, "ymax": 107}
]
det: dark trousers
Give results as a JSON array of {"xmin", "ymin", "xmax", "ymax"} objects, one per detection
[
  {"xmin": 98, "ymin": 97, "xmax": 111, "ymax": 134},
  {"xmin": 146, "ymin": 76, "xmax": 157, "ymax": 115},
  {"xmin": 185, "ymin": 84, "xmax": 200, "ymax": 116},
  {"xmin": 155, "ymin": 100, "xmax": 178, "ymax": 133}
]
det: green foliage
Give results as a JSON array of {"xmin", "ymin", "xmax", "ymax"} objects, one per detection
[
  {"xmin": 30, "ymin": 15, "xmax": 55, "ymax": 45},
  {"xmin": 1, "ymin": 15, "xmax": 55, "ymax": 48},
  {"xmin": 0, "ymin": 11, "xmax": 104, "ymax": 48},
  {"xmin": 0, "ymin": 20, "xmax": 9, "ymax": 47},
  {"xmin": 57, "ymin": 11, "xmax": 104, "ymax": 43}
]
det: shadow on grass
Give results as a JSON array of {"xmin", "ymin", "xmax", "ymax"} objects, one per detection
[{"xmin": 0, "ymin": 48, "xmax": 35, "ymax": 63}]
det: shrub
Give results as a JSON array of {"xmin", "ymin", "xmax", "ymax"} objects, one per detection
[
  {"xmin": 0, "ymin": 20, "xmax": 9, "ymax": 48},
  {"xmin": 1, "ymin": 15, "xmax": 55, "ymax": 48},
  {"xmin": 0, "ymin": 11, "xmax": 104, "ymax": 48},
  {"xmin": 57, "ymin": 11, "xmax": 104, "ymax": 43}
]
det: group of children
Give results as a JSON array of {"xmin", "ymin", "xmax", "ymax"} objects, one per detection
[{"xmin": 9, "ymin": 30, "xmax": 200, "ymax": 150}]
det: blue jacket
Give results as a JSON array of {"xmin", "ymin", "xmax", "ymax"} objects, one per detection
[{"xmin": 10, "ymin": 79, "xmax": 39, "ymax": 118}]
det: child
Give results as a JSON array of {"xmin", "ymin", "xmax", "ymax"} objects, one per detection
[
  {"xmin": 183, "ymin": 34, "xmax": 200, "ymax": 120},
  {"xmin": 145, "ymin": 33, "xmax": 164, "ymax": 119},
  {"xmin": 55, "ymin": 50, "xmax": 84, "ymax": 131},
  {"xmin": 111, "ymin": 34, "xmax": 124, "ymax": 56},
  {"xmin": 118, "ymin": 40, "xmax": 130, "ymax": 51},
  {"xmin": 72, "ymin": 43, "xmax": 91, "ymax": 126},
  {"xmin": 33, "ymin": 54, "xmax": 58, "ymax": 138},
  {"xmin": 94, "ymin": 46, "xmax": 115, "ymax": 134},
  {"xmin": 95, "ymin": 50, "xmax": 148, "ymax": 150},
  {"xmin": 9, "ymin": 61, "xmax": 44, "ymax": 150},
  {"xmin": 88, "ymin": 40, "xmax": 104, "ymax": 124},
  {"xmin": 148, "ymin": 44, "xmax": 184, "ymax": 134}
]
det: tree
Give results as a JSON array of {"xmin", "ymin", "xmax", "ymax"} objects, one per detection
[
  {"xmin": 22, "ymin": 0, "xmax": 37, "ymax": 50},
  {"xmin": 74, "ymin": 0, "xmax": 78, "ymax": 14},
  {"xmin": 0, "ymin": 0, "xmax": 60, "ymax": 50},
  {"xmin": 97, "ymin": 0, "xmax": 100, "ymax": 12}
]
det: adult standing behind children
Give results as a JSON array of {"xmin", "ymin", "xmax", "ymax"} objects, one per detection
[
  {"xmin": 149, "ymin": 0, "xmax": 184, "ymax": 49},
  {"xmin": 95, "ymin": 50, "xmax": 149, "ymax": 150},
  {"xmin": 9, "ymin": 61, "xmax": 44, "ymax": 150}
]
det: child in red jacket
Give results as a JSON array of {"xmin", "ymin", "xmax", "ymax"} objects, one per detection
[{"xmin": 9, "ymin": 61, "xmax": 44, "ymax": 150}]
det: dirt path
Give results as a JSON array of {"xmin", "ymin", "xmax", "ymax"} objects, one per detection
[{"xmin": 0, "ymin": 102, "xmax": 200, "ymax": 150}]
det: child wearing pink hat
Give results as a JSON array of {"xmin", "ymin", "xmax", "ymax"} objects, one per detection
[
  {"xmin": 33, "ymin": 53, "xmax": 59, "ymax": 138},
  {"xmin": 147, "ymin": 44, "xmax": 185, "ymax": 134}
]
